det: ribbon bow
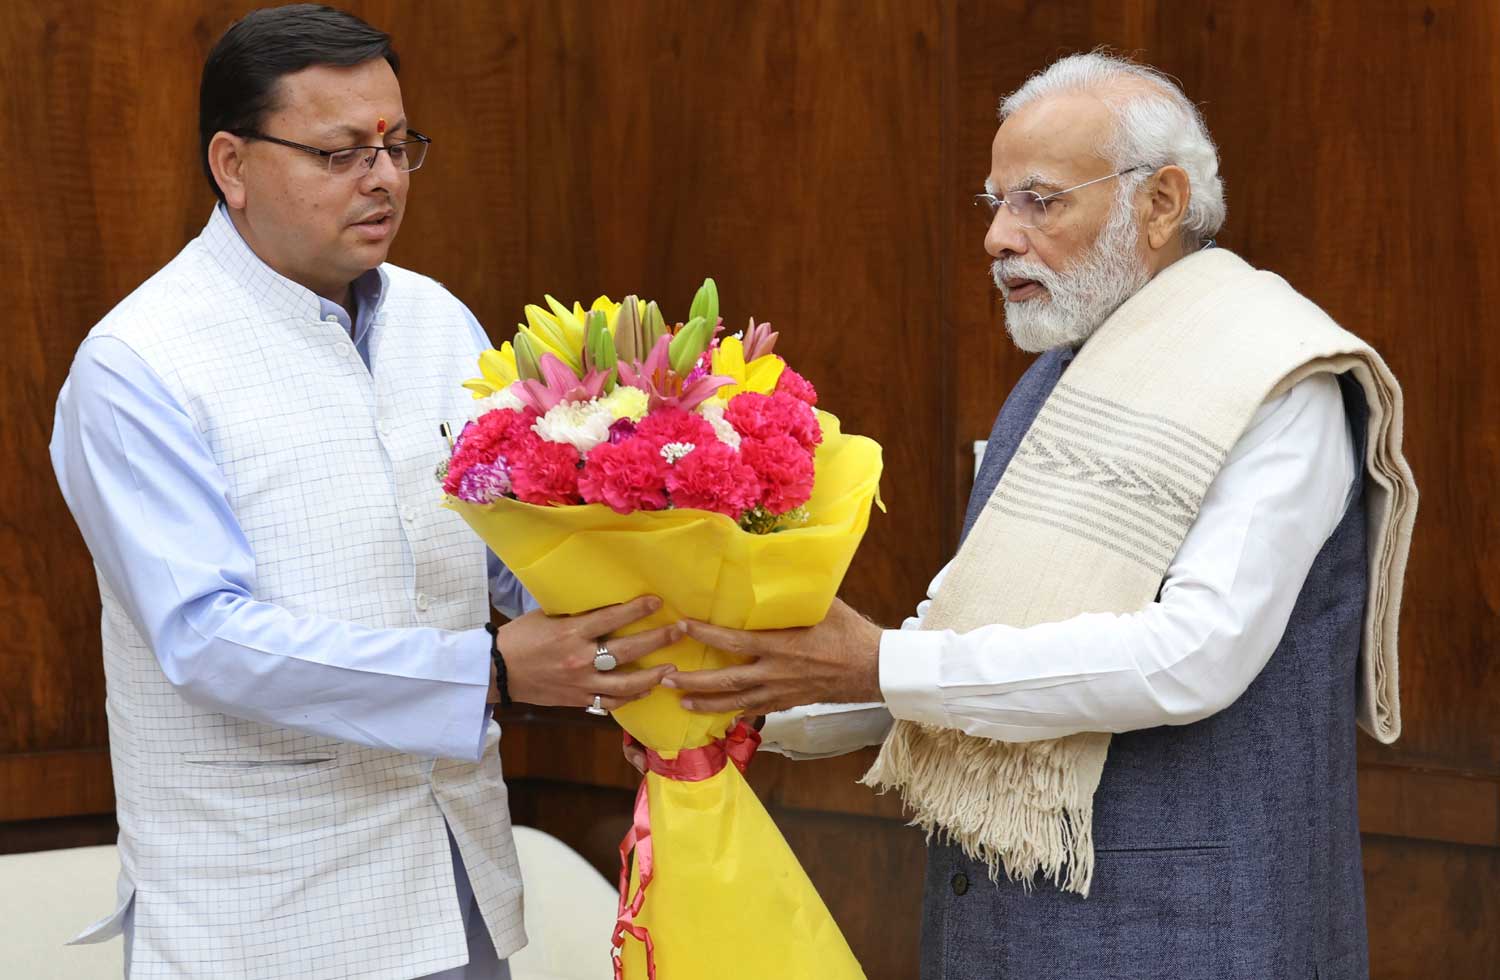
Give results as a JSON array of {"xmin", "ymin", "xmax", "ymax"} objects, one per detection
[{"xmin": 612, "ymin": 720, "xmax": 762, "ymax": 979}]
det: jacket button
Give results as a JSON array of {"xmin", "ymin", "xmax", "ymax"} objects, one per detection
[{"xmin": 951, "ymin": 872, "xmax": 969, "ymax": 896}]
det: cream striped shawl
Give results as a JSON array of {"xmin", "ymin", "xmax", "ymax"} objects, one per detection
[{"xmin": 863, "ymin": 248, "xmax": 1417, "ymax": 896}]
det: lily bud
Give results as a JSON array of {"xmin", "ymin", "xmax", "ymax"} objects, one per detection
[
  {"xmin": 513, "ymin": 332, "xmax": 543, "ymax": 382},
  {"xmin": 688, "ymin": 277, "xmax": 719, "ymax": 333},
  {"xmin": 669, "ymin": 316, "xmax": 711, "ymax": 375},
  {"xmin": 643, "ymin": 301, "xmax": 668, "ymax": 347},
  {"xmin": 614, "ymin": 295, "xmax": 641, "ymax": 364},
  {"xmin": 585, "ymin": 310, "xmax": 618, "ymax": 390}
]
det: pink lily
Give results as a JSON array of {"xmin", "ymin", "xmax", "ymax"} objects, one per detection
[
  {"xmin": 617, "ymin": 335, "xmax": 734, "ymax": 412},
  {"xmin": 513, "ymin": 353, "xmax": 611, "ymax": 413}
]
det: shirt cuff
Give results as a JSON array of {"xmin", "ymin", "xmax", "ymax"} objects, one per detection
[
  {"xmin": 758, "ymin": 703, "xmax": 892, "ymax": 759},
  {"xmin": 434, "ymin": 627, "xmax": 495, "ymax": 763},
  {"xmin": 879, "ymin": 628, "xmax": 950, "ymax": 729},
  {"xmin": 757, "ymin": 709, "xmax": 803, "ymax": 753}
]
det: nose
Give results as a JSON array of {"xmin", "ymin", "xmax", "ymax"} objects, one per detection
[
  {"xmin": 984, "ymin": 206, "xmax": 1029, "ymax": 260},
  {"xmin": 360, "ymin": 146, "xmax": 404, "ymax": 191}
]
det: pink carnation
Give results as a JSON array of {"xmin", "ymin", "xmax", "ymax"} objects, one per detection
[
  {"xmin": 634, "ymin": 408, "xmax": 717, "ymax": 450},
  {"xmin": 508, "ymin": 439, "xmax": 583, "ymax": 505},
  {"xmin": 578, "ymin": 437, "xmax": 671, "ymax": 514},
  {"xmin": 455, "ymin": 460, "xmax": 512, "ymax": 504},
  {"xmin": 724, "ymin": 391, "xmax": 822, "ymax": 452},
  {"xmin": 774, "ymin": 367, "xmax": 819, "ymax": 406},
  {"xmin": 739, "ymin": 434, "xmax": 815, "ymax": 514},
  {"xmin": 444, "ymin": 407, "xmax": 540, "ymax": 496},
  {"xmin": 666, "ymin": 441, "xmax": 761, "ymax": 519}
]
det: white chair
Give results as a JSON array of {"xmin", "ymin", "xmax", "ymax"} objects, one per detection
[
  {"xmin": 0, "ymin": 843, "xmax": 122, "ymax": 979},
  {"xmin": 0, "ymin": 828, "xmax": 618, "ymax": 980},
  {"xmin": 509, "ymin": 825, "xmax": 620, "ymax": 980}
]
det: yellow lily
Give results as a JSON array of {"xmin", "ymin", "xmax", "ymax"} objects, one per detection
[
  {"xmin": 589, "ymin": 295, "xmax": 622, "ymax": 328},
  {"xmin": 516, "ymin": 295, "xmax": 625, "ymax": 376},
  {"xmin": 462, "ymin": 341, "xmax": 520, "ymax": 397},
  {"xmin": 711, "ymin": 335, "xmax": 785, "ymax": 401},
  {"xmin": 518, "ymin": 300, "xmax": 583, "ymax": 374}
]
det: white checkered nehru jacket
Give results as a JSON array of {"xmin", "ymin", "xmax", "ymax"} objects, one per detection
[{"xmin": 77, "ymin": 207, "xmax": 525, "ymax": 979}]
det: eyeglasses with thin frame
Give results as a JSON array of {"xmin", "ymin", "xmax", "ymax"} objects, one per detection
[
  {"xmin": 974, "ymin": 166, "xmax": 1147, "ymax": 230},
  {"xmin": 234, "ymin": 129, "xmax": 432, "ymax": 176}
]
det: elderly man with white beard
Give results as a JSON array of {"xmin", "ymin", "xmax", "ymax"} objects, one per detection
[{"xmin": 653, "ymin": 52, "xmax": 1418, "ymax": 979}]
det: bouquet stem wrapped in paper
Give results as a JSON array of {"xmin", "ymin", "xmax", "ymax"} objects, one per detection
[
  {"xmin": 450, "ymin": 410, "xmax": 879, "ymax": 978},
  {"xmin": 440, "ymin": 280, "xmax": 881, "ymax": 977}
]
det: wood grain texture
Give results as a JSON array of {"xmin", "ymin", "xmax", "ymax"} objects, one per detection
[
  {"xmin": 0, "ymin": 749, "xmax": 114, "ymax": 822},
  {"xmin": 0, "ymin": 814, "xmax": 117, "ymax": 858},
  {"xmin": 1359, "ymin": 763, "xmax": 1500, "ymax": 849},
  {"xmin": 2, "ymin": 2, "xmax": 1496, "ymax": 977},
  {"xmin": 1363, "ymin": 834, "xmax": 1500, "ymax": 980}
]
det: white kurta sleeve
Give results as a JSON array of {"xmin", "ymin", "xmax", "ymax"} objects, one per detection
[{"xmin": 879, "ymin": 374, "xmax": 1357, "ymax": 742}]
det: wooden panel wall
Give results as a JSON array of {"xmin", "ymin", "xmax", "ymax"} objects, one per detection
[{"xmin": 2, "ymin": 2, "xmax": 1495, "ymax": 978}]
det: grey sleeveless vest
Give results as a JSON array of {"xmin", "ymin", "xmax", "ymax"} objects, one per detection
[{"xmin": 921, "ymin": 348, "xmax": 1371, "ymax": 980}]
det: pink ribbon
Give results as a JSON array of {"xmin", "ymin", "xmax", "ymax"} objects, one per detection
[{"xmin": 612, "ymin": 720, "xmax": 762, "ymax": 979}]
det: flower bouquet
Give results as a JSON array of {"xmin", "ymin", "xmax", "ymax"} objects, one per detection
[{"xmin": 440, "ymin": 280, "xmax": 881, "ymax": 979}]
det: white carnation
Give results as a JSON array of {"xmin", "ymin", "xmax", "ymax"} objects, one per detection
[
  {"xmin": 533, "ymin": 399, "xmax": 614, "ymax": 453},
  {"xmin": 469, "ymin": 388, "xmax": 524, "ymax": 419},
  {"xmin": 698, "ymin": 402, "xmax": 742, "ymax": 450}
]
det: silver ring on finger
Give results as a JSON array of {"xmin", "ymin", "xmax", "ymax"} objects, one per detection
[
  {"xmin": 593, "ymin": 640, "xmax": 618, "ymax": 672},
  {"xmin": 586, "ymin": 694, "xmax": 609, "ymax": 716}
]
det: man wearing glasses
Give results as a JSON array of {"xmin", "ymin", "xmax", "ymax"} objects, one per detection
[
  {"xmin": 661, "ymin": 52, "xmax": 1416, "ymax": 979},
  {"xmin": 49, "ymin": 6, "xmax": 675, "ymax": 979}
]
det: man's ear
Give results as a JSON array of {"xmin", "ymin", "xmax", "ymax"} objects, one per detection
[
  {"xmin": 1144, "ymin": 164, "xmax": 1191, "ymax": 250},
  {"xmin": 207, "ymin": 131, "xmax": 249, "ymax": 209}
]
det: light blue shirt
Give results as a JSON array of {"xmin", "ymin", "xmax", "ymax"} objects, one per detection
[{"xmin": 50, "ymin": 209, "xmax": 532, "ymax": 763}]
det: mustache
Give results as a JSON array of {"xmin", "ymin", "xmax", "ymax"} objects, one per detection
[{"xmin": 991, "ymin": 257, "xmax": 1062, "ymax": 294}]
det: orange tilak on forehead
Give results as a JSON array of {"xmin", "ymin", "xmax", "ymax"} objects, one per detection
[{"xmin": 376, "ymin": 117, "xmax": 387, "ymax": 135}]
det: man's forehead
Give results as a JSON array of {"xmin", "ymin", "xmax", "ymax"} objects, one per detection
[
  {"xmin": 269, "ymin": 61, "xmax": 404, "ymax": 137},
  {"xmin": 989, "ymin": 92, "xmax": 1113, "ymax": 189}
]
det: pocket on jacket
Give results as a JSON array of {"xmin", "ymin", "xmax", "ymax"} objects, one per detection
[
  {"xmin": 180, "ymin": 754, "xmax": 337, "ymax": 775},
  {"xmin": 990, "ymin": 844, "xmax": 1233, "ymax": 980}
]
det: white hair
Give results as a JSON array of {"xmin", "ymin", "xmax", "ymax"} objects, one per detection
[{"xmin": 1000, "ymin": 51, "xmax": 1226, "ymax": 247}]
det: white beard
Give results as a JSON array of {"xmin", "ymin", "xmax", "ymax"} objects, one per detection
[{"xmin": 992, "ymin": 194, "xmax": 1152, "ymax": 353}]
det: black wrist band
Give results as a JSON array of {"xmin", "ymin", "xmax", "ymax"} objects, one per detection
[{"xmin": 483, "ymin": 622, "xmax": 513, "ymax": 709}]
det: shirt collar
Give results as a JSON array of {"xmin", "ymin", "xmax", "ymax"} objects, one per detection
[
  {"xmin": 200, "ymin": 204, "xmax": 389, "ymax": 337},
  {"xmin": 317, "ymin": 267, "xmax": 387, "ymax": 353}
]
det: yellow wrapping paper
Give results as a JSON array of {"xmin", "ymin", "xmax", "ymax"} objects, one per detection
[{"xmin": 447, "ymin": 411, "xmax": 880, "ymax": 979}]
